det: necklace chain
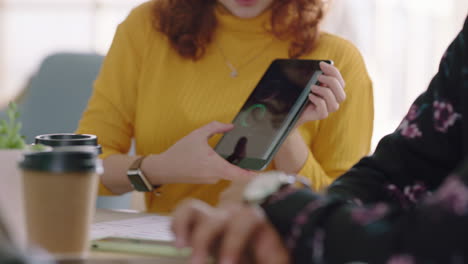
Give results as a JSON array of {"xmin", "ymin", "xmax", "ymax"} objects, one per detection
[{"xmin": 217, "ymin": 40, "xmax": 275, "ymax": 78}]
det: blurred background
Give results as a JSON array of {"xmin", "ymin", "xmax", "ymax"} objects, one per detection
[
  {"xmin": 322, "ymin": 0, "xmax": 467, "ymax": 147},
  {"xmin": 1, "ymin": 0, "xmax": 467, "ymax": 146},
  {"xmin": 0, "ymin": 0, "xmax": 467, "ymax": 207}
]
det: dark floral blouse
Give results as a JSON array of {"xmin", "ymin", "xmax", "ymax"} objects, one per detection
[{"xmin": 263, "ymin": 18, "xmax": 468, "ymax": 264}]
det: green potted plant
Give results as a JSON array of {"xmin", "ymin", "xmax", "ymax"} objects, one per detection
[
  {"xmin": 0, "ymin": 103, "xmax": 49, "ymax": 151},
  {"xmin": 0, "ymin": 102, "xmax": 26, "ymax": 149},
  {"xmin": 0, "ymin": 102, "xmax": 26, "ymax": 249},
  {"xmin": 0, "ymin": 102, "xmax": 48, "ymax": 249}
]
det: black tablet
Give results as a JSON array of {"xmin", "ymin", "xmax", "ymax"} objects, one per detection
[{"xmin": 215, "ymin": 59, "xmax": 332, "ymax": 170}]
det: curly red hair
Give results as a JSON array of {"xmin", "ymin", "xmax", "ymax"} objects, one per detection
[{"xmin": 153, "ymin": 0, "xmax": 326, "ymax": 60}]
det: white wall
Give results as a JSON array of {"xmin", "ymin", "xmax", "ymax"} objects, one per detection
[{"xmin": 322, "ymin": 0, "xmax": 468, "ymax": 148}]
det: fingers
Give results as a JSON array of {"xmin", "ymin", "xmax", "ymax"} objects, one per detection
[
  {"xmin": 319, "ymin": 61, "xmax": 345, "ymax": 88},
  {"xmin": 172, "ymin": 199, "xmax": 211, "ymax": 248},
  {"xmin": 308, "ymin": 93, "xmax": 328, "ymax": 120},
  {"xmin": 318, "ymin": 62, "xmax": 346, "ymax": 105},
  {"xmin": 218, "ymin": 207, "xmax": 266, "ymax": 264},
  {"xmin": 302, "ymin": 62, "xmax": 345, "ymax": 123},
  {"xmin": 197, "ymin": 121, "xmax": 234, "ymax": 138},
  {"xmin": 173, "ymin": 202, "xmax": 286, "ymax": 264},
  {"xmin": 254, "ymin": 223, "xmax": 291, "ymax": 264},
  {"xmin": 190, "ymin": 211, "xmax": 229, "ymax": 264},
  {"xmin": 311, "ymin": 85, "xmax": 340, "ymax": 113},
  {"xmin": 317, "ymin": 75, "xmax": 346, "ymax": 103}
]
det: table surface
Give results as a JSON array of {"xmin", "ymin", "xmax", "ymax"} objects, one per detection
[
  {"xmin": 0, "ymin": 155, "xmax": 186, "ymax": 263},
  {"xmin": 2, "ymin": 205, "xmax": 183, "ymax": 263},
  {"xmin": 93, "ymin": 208, "xmax": 151, "ymax": 223},
  {"xmin": 0, "ymin": 160, "xmax": 186, "ymax": 263},
  {"xmin": 57, "ymin": 259, "xmax": 186, "ymax": 264},
  {"xmin": 87, "ymin": 209, "xmax": 186, "ymax": 263}
]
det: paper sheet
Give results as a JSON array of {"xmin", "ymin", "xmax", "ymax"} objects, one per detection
[{"xmin": 91, "ymin": 215, "xmax": 174, "ymax": 241}]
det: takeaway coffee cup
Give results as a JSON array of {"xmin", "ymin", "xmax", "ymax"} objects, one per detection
[
  {"xmin": 19, "ymin": 148, "xmax": 102, "ymax": 257},
  {"xmin": 34, "ymin": 134, "xmax": 102, "ymax": 154}
]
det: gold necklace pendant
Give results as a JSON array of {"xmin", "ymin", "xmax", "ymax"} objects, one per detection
[
  {"xmin": 225, "ymin": 61, "xmax": 238, "ymax": 78},
  {"xmin": 218, "ymin": 40, "xmax": 275, "ymax": 78},
  {"xmin": 230, "ymin": 70, "xmax": 238, "ymax": 78}
]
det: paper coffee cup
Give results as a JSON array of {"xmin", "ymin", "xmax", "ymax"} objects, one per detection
[{"xmin": 19, "ymin": 149, "xmax": 102, "ymax": 257}]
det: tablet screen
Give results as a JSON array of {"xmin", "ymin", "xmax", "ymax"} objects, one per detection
[{"xmin": 215, "ymin": 59, "xmax": 323, "ymax": 164}]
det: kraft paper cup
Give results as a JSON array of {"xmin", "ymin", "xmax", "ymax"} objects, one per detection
[{"xmin": 20, "ymin": 149, "xmax": 102, "ymax": 257}]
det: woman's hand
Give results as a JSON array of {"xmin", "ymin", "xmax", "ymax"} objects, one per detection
[
  {"xmin": 148, "ymin": 121, "xmax": 256, "ymax": 185},
  {"xmin": 296, "ymin": 61, "xmax": 346, "ymax": 127},
  {"xmin": 172, "ymin": 199, "xmax": 290, "ymax": 264},
  {"xmin": 273, "ymin": 62, "xmax": 346, "ymax": 174}
]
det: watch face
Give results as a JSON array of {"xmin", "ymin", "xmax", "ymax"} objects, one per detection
[{"xmin": 128, "ymin": 171, "xmax": 151, "ymax": 192}]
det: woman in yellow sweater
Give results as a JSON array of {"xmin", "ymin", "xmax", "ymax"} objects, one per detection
[{"xmin": 77, "ymin": 0, "xmax": 374, "ymax": 213}]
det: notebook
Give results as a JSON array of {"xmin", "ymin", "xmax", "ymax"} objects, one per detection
[
  {"xmin": 90, "ymin": 215, "xmax": 190, "ymax": 258},
  {"xmin": 91, "ymin": 215, "xmax": 174, "ymax": 241}
]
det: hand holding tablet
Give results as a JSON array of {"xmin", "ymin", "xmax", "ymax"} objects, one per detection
[{"xmin": 215, "ymin": 59, "xmax": 337, "ymax": 170}]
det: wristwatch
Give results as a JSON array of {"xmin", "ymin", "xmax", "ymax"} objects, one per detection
[
  {"xmin": 127, "ymin": 156, "xmax": 157, "ymax": 192},
  {"xmin": 243, "ymin": 171, "xmax": 310, "ymax": 206}
]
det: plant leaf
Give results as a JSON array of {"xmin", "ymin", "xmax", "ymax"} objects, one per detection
[{"xmin": 0, "ymin": 102, "xmax": 26, "ymax": 149}]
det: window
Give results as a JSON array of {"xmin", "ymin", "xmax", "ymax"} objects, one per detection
[{"xmin": 323, "ymin": 0, "xmax": 468, "ymax": 147}]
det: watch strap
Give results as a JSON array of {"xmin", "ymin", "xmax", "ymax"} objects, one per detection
[
  {"xmin": 128, "ymin": 156, "xmax": 162, "ymax": 192},
  {"xmin": 130, "ymin": 156, "xmax": 146, "ymax": 170}
]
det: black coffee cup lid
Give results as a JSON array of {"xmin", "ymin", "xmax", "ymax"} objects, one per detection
[
  {"xmin": 19, "ymin": 148, "xmax": 102, "ymax": 173},
  {"xmin": 35, "ymin": 133, "xmax": 102, "ymax": 154}
]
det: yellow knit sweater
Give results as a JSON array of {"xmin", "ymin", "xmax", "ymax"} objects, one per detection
[{"xmin": 77, "ymin": 1, "xmax": 374, "ymax": 213}]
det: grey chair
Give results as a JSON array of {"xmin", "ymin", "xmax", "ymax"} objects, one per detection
[
  {"xmin": 8, "ymin": 52, "xmax": 132, "ymax": 210},
  {"xmin": 17, "ymin": 53, "xmax": 103, "ymax": 143}
]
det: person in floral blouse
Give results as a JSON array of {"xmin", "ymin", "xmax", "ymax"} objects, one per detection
[{"xmin": 172, "ymin": 17, "xmax": 468, "ymax": 264}]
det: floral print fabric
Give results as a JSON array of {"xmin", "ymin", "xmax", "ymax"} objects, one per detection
[{"xmin": 263, "ymin": 18, "xmax": 468, "ymax": 264}]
